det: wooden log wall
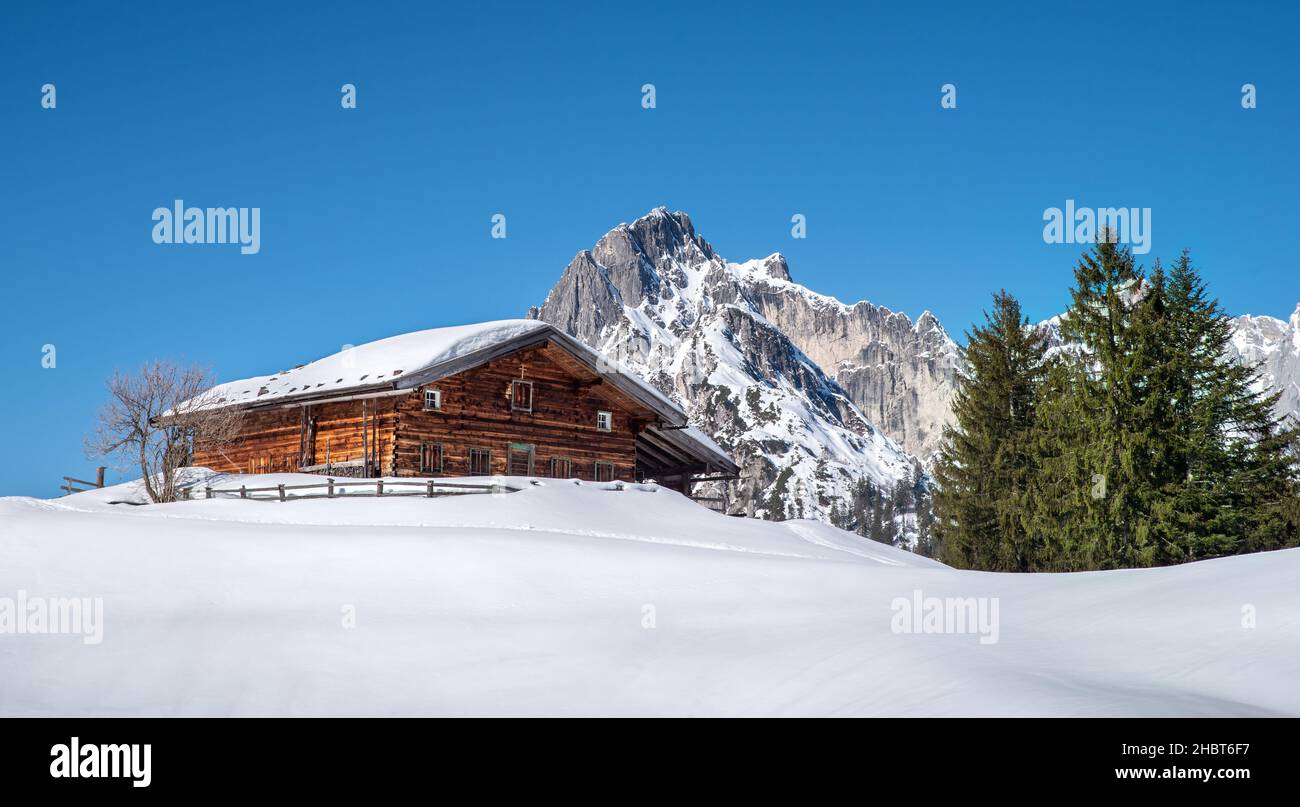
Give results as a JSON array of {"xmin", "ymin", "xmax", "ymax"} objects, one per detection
[
  {"xmin": 392, "ymin": 344, "xmax": 643, "ymax": 480},
  {"xmin": 192, "ymin": 343, "xmax": 655, "ymax": 481},
  {"xmin": 192, "ymin": 398, "xmax": 399, "ymax": 475}
]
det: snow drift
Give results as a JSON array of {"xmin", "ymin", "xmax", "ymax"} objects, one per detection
[{"xmin": 1, "ymin": 471, "xmax": 1296, "ymax": 716}]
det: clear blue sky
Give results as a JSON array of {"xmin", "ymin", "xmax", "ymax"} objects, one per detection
[{"xmin": 2, "ymin": 0, "xmax": 1298, "ymax": 496}]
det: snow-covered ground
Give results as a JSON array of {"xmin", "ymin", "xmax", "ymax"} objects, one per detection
[{"xmin": 1, "ymin": 470, "xmax": 1296, "ymax": 716}]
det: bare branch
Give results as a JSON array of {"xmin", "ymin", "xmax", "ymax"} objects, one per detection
[{"xmin": 86, "ymin": 360, "xmax": 243, "ymax": 503}]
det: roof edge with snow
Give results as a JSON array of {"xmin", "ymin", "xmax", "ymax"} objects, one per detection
[{"xmin": 188, "ymin": 319, "xmax": 687, "ymax": 428}]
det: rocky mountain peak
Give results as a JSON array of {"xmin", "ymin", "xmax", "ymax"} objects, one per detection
[
  {"xmin": 757, "ymin": 253, "xmax": 791, "ymax": 282},
  {"xmin": 598, "ymin": 208, "xmax": 713, "ymax": 271},
  {"xmin": 529, "ymin": 208, "xmax": 946, "ymax": 522}
]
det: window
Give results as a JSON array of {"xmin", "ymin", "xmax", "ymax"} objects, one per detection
[
  {"xmin": 593, "ymin": 461, "xmax": 616, "ymax": 482},
  {"xmin": 423, "ymin": 388, "xmax": 442, "ymax": 411},
  {"xmin": 511, "ymin": 380, "xmax": 533, "ymax": 412},
  {"xmin": 508, "ymin": 443, "xmax": 534, "ymax": 476},
  {"xmin": 549, "ymin": 457, "xmax": 572, "ymax": 478},
  {"xmin": 596, "ymin": 410, "xmax": 612, "ymax": 432},
  {"xmin": 419, "ymin": 442, "xmax": 443, "ymax": 474},
  {"xmin": 469, "ymin": 447, "xmax": 492, "ymax": 476}
]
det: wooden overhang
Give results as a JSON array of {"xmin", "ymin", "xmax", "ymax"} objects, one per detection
[{"xmin": 635, "ymin": 423, "xmax": 738, "ymax": 480}]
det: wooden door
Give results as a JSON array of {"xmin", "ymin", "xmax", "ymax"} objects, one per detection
[{"xmin": 508, "ymin": 443, "xmax": 534, "ymax": 476}]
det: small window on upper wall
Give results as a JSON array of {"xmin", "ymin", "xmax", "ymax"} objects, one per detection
[
  {"xmin": 511, "ymin": 380, "xmax": 533, "ymax": 412},
  {"xmin": 423, "ymin": 388, "xmax": 442, "ymax": 411},
  {"xmin": 596, "ymin": 410, "xmax": 612, "ymax": 432}
]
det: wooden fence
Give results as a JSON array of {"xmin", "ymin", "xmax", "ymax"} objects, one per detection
[
  {"xmin": 177, "ymin": 477, "xmax": 520, "ymax": 503},
  {"xmin": 61, "ymin": 467, "xmax": 106, "ymax": 496}
]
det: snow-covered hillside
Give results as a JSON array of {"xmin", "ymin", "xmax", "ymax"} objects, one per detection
[{"xmin": 2, "ymin": 471, "xmax": 1295, "ymax": 716}]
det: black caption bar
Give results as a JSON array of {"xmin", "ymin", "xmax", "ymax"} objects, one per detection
[{"xmin": 2, "ymin": 718, "xmax": 1283, "ymax": 794}]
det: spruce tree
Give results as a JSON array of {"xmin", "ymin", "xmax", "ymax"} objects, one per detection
[
  {"xmin": 1159, "ymin": 251, "xmax": 1300, "ymax": 558},
  {"xmin": 1030, "ymin": 244, "xmax": 1299, "ymax": 569},
  {"xmin": 1123, "ymin": 261, "xmax": 1185, "ymax": 560},
  {"xmin": 933, "ymin": 290, "xmax": 1047, "ymax": 570},
  {"xmin": 868, "ymin": 486, "xmax": 886, "ymax": 543},
  {"xmin": 913, "ymin": 487, "xmax": 937, "ymax": 558},
  {"xmin": 848, "ymin": 477, "xmax": 873, "ymax": 537},
  {"xmin": 1026, "ymin": 353, "xmax": 1096, "ymax": 570},
  {"xmin": 1031, "ymin": 238, "xmax": 1159, "ymax": 569},
  {"xmin": 881, "ymin": 495, "xmax": 898, "ymax": 545}
]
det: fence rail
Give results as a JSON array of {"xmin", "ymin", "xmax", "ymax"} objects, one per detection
[
  {"xmin": 61, "ymin": 467, "xmax": 107, "ymax": 496},
  {"xmin": 176, "ymin": 477, "xmax": 521, "ymax": 503}
]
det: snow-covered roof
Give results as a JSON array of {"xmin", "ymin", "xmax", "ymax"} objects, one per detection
[
  {"xmin": 653, "ymin": 424, "xmax": 739, "ymax": 476},
  {"xmin": 193, "ymin": 319, "xmax": 686, "ymax": 425},
  {"xmin": 202, "ymin": 320, "xmax": 545, "ymax": 408},
  {"xmin": 677, "ymin": 426, "xmax": 730, "ymax": 465}
]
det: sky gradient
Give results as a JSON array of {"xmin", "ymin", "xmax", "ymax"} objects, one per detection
[{"xmin": 2, "ymin": 0, "xmax": 1298, "ymax": 496}]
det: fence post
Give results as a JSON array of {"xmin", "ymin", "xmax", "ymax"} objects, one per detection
[
  {"xmin": 95, "ymin": 467, "xmax": 106, "ymax": 488},
  {"xmin": 240, "ymin": 485, "xmax": 246, "ymax": 499},
  {"xmin": 426, "ymin": 480, "xmax": 434, "ymax": 498},
  {"xmin": 327, "ymin": 478, "xmax": 335, "ymax": 498},
  {"xmin": 205, "ymin": 486, "xmax": 213, "ymax": 499},
  {"xmin": 376, "ymin": 479, "xmax": 384, "ymax": 497},
  {"xmin": 278, "ymin": 484, "xmax": 286, "ymax": 502}
]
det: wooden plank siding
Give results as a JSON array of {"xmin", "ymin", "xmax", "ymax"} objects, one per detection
[
  {"xmin": 193, "ymin": 398, "xmax": 399, "ymax": 475},
  {"xmin": 193, "ymin": 342, "xmax": 656, "ymax": 482},
  {"xmin": 392, "ymin": 344, "xmax": 648, "ymax": 480}
]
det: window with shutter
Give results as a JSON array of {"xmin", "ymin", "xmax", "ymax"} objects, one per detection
[
  {"xmin": 511, "ymin": 380, "xmax": 533, "ymax": 412},
  {"xmin": 419, "ymin": 442, "xmax": 443, "ymax": 474}
]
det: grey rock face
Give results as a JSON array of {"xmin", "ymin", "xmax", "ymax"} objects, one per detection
[
  {"xmin": 1227, "ymin": 306, "xmax": 1300, "ymax": 424},
  {"xmin": 741, "ymin": 280, "xmax": 960, "ymax": 462},
  {"xmin": 528, "ymin": 208, "xmax": 918, "ymax": 522},
  {"xmin": 528, "ymin": 250, "xmax": 623, "ymax": 340}
]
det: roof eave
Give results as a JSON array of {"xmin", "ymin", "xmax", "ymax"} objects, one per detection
[{"xmin": 196, "ymin": 323, "xmax": 691, "ymax": 427}]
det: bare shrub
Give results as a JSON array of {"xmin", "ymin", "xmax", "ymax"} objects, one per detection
[{"xmin": 87, "ymin": 361, "xmax": 242, "ymax": 503}]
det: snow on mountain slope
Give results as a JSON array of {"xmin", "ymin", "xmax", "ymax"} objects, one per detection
[
  {"xmin": 529, "ymin": 208, "xmax": 921, "ymax": 521},
  {"xmin": 1229, "ymin": 304, "xmax": 1300, "ymax": 424},
  {"xmin": 730, "ymin": 256, "xmax": 960, "ymax": 462},
  {"xmin": 2, "ymin": 473, "xmax": 1296, "ymax": 717}
]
